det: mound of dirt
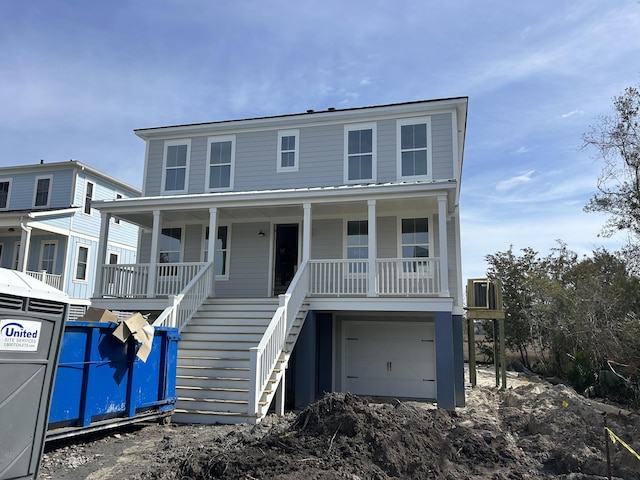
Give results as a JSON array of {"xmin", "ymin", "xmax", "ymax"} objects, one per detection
[{"xmin": 39, "ymin": 368, "xmax": 640, "ymax": 480}]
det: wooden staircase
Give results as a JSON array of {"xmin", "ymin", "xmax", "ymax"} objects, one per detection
[{"xmin": 172, "ymin": 298, "xmax": 307, "ymax": 425}]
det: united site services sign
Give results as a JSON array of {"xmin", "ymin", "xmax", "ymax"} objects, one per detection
[{"xmin": 0, "ymin": 319, "xmax": 42, "ymax": 351}]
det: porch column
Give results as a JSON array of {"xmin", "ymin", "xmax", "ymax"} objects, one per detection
[
  {"xmin": 147, "ymin": 210, "xmax": 162, "ymax": 298},
  {"xmin": 302, "ymin": 203, "xmax": 311, "ymax": 261},
  {"xmin": 367, "ymin": 199, "xmax": 377, "ymax": 297},
  {"xmin": 93, "ymin": 212, "xmax": 111, "ymax": 297},
  {"xmin": 437, "ymin": 195, "xmax": 450, "ymax": 297},
  {"xmin": 18, "ymin": 223, "xmax": 32, "ymax": 272},
  {"xmin": 208, "ymin": 207, "xmax": 218, "ymax": 296}
]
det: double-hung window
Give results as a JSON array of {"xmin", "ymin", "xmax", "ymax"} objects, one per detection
[
  {"xmin": 203, "ymin": 225, "xmax": 230, "ymax": 278},
  {"xmin": 34, "ymin": 176, "xmax": 52, "ymax": 207},
  {"xmin": 397, "ymin": 117, "xmax": 431, "ymax": 180},
  {"xmin": 75, "ymin": 245, "xmax": 90, "ymax": 281},
  {"xmin": 277, "ymin": 130, "xmax": 299, "ymax": 172},
  {"xmin": 401, "ymin": 218, "xmax": 429, "ymax": 273},
  {"xmin": 206, "ymin": 135, "xmax": 235, "ymax": 191},
  {"xmin": 159, "ymin": 228, "xmax": 182, "ymax": 264},
  {"xmin": 345, "ymin": 123, "xmax": 376, "ymax": 183},
  {"xmin": 0, "ymin": 179, "xmax": 11, "ymax": 210},
  {"xmin": 346, "ymin": 220, "xmax": 368, "ymax": 274},
  {"xmin": 40, "ymin": 241, "xmax": 57, "ymax": 273},
  {"xmin": 84, "ymin": 181, "xmax": 94, "ymax": 215},
  {"xmin": 162, "ymin": 140, "xmax": 190, "ymax": 194}
]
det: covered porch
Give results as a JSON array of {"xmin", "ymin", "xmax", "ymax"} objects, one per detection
[{"xmin": 91, "ymin": 182, "xmax": 458, "ymax": 312}]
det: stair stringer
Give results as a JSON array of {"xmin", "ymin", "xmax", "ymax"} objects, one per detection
[{"xmin": 255, "ymin": 303, "xmax": 310, "ymax": 419}]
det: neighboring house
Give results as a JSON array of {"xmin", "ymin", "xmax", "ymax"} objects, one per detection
[
  {"xmin": 91, "ymin": 97, "xmax": 468, "ymax": 424},
  {"xmin": 0, "ymin": 160, "xmax": 140, "ymax": 317}
]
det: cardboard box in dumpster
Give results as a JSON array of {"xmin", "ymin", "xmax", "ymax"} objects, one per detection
[
  {"xmin": 78, "ymin": 307, "xmax": 119, "ymax": 323},
  {"xmin": 113, "ymin": 312, "xmax": 155, "ymax": 362}
]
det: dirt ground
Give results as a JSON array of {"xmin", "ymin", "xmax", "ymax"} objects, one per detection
[{"xmin": 39, "ymin": 366, "xmax": 640, "ymax": 480}]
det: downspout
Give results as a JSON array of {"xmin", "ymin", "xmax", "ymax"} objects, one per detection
[{"xmin": 18, "ymin": 219, "xmax": 32, "ymax": 272}]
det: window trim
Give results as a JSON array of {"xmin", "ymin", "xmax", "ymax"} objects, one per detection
[
  {"xmin": 84, "ymin": 180, "xmax": 94, "ymax": 215},
  {"xmin": 108, "ymin": 251, "xmax": 120, "ymax": 265},
  {"xmin": 396, "ymin": 117, "xmax": 432, "ymax": 181},
  {"xmin": 202, "ymin": 224, "xmax": 231, "ymax": 280},
  {"xmin": 0, "ymin": 242, "xmax": 4, "ymax": 266},
  {"xmin": 74, "ymin": 244, "xmax": 90, "ymax": 282},
  {"xmin": 344, "ymin": 122, "xmax": 376, "ymax": 184},
  {"xmin": 0, "ymin": 178, "xmax": 12, "ymax": 210},
  {"xmin": 344, "ymin": 218, "xmax": 369, "ymax": 275},
  {"xmin": 33, "ymin": 175, "xmax": 53, "ymax": 208},
  {"xmin": 159, "ymin": 227, "xmax": 184, "ymax": 264},
  {"xmin": 13, "ymin": 241, "xmax": 20, "ymax": 270},
  {"xmin": 205, "ymin": 135, "xmax": 235, "ymax": 192},
  {"xmin": 161, "ymin": 139, "xmax": 191, "ymax": 195},
  {"xmin": 398, "ymin": 216, "xmax": 431, "ymax": 277},
  {"xmin": 276, "ymin": 129, "xmax": 300, "ymax": 172},
  {"xmin": 39, "ymin": 240, "xmax": 58, "ymax": 273}
]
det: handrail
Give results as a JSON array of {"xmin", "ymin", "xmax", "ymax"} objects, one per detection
[
  {"xmin": 248, "ymin": 259, "xmax": 309, "ymax": 416},
  {"xmin": 152, "ymin": 261, "xmax": 215, "ymax": 332},
  {"xmin": 26, "ymin": 270, "xmax": 62, "ymax": 290}
]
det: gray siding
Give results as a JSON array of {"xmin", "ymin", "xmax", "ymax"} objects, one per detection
[
  {"xmin": 215, "ymin": 222, "xmax": 271, "ymax": 297},
  {"xmin": 143, "ymin": 111, "xmax": 457, "ymax": 195},
  {"xmin": 431, "ymin": 113, "xmax": 454, "ymax": 180},
  {"xmin": 376, "ymin": 216, "xmax": 396, "ymax": 258},
  {"xmin": 183, "ymin": 224, "xmax": 204, "ymax": 262},
  {"xmin": 310, "ymin": 219, "xmax": 342, "ymax": 259}
]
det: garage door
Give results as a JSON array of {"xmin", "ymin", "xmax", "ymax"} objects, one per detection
[{"xmin": 343, "ymin": 321, "xmax": 436, "ymax": 399}]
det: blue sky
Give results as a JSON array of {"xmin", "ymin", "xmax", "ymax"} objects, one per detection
[{"xmin": 1, "ymin": 1, "xmax": 639, "ymax": 280}]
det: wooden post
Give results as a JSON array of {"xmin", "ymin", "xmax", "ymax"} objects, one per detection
[
  {"xmin": 467, "ymin": 317, "xmax": 477, "ymax": 387},
  {"xmin": 499, "ymin": 317, "xmax": 507, "ymax": 389}
]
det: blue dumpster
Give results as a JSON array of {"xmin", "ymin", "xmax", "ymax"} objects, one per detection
[{"xmin": 46, "ymin": 321, "xmax": 180, "ymax": 440}]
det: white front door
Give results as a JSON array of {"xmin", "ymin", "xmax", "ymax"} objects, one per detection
[{"xmin": 343, "ymin": 321, "xmax": 436, "ymax": 399}]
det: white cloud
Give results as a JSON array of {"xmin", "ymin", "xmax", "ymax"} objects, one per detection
[
  {"xmin": 514, "ymin": 146, "xmax": 531, "ymax": 154},
  {"xmin": 561, "ymin": 110, "xmax": 584, "ymax": 118},
  {"xmin": 495, "ymin": 170, "xmax": 536, "ymax": 193}
]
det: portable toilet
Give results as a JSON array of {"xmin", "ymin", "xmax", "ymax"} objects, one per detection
[{"xmin": 0, "ymin": 268, "xmax": 68, "ymax": 480}]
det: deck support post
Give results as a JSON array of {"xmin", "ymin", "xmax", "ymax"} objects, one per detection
[
  {"xmin": 302, "ymin": 203, "xmax": 311, "ymax": 262},
  {"xmin": 208, "ymin": 207, "xmax": 218, "ymax": 297},
  {"xmin": 94, "ymin": 212, "xmax": 111, "ymax": 297},
  {"xmin": 275, "ymin": 371, "xmax": 286, "ymax": 416},
  {"xmin": 367, "ymin": 199, "xmax": 377, "ymax": 297},
  {"xmin": 437, "ymin": 195, "xmax": 450, "ymax": 296},
  {"xmin": 147, "ymin": 210, "xmax": 161, "ymax": 298}
]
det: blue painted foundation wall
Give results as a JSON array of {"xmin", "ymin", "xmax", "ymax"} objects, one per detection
[{"xmin": 48, "ymin": 321, "xmax": 179, "ymax": 433}]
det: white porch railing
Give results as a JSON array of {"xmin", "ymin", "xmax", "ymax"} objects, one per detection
[
  {"xmin": 308, "ymin": 259, "xmax": 368, "ymax": 295},
  {"xmin": 376, "ymin": 258, "xmax": 440, "ymax": 295},
  {"xmin": 152, "ymin": 261, "xmax": 215, "ymax": 332},
  {"xmin": 26, "ymin": 270, "xmax": 62, "ymax": 290},
  {"xmin": 248, "ymin": 259, "xmax": 310, "ymax": 416},
  {"xmin": 308, "ymin": 258, "xmax": 441, "ymax": 296},
  {"xmin": 100, "ymin": 263, "xmax": 206, "ymax": 298}
]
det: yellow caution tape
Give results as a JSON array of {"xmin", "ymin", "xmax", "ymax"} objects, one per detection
[{"xmin": 605, "ymin": 427, "xmax": 640, "ymax": 461}]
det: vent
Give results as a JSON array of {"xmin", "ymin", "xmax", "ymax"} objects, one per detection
[
  {"xmin": 27, "ymin": 298, "xmax": 66, "ymax": 316},
  {"xmin": 0, "ymin": 293, "xmax": 26, "ymax": 311}
]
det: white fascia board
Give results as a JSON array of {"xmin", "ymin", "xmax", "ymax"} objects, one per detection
[{"xmin": 92, "ymin": 181, "xmax": 458, "ymax": 214}]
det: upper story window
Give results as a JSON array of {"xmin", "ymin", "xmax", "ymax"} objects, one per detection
[
  {"xmin": 277, "ymin": 130, "xmax": 299, "ymax": 172},
  {"xmin": 0, "ymin": 179, "xmax": 11, "ymax": 210},
  {"xmin": 84, "ymin": 181, "xmax": 94, "ymax": 215},
  {"xmin": 345, "ymin": 123, "xmax": 376, "ymax": 183},
  {"xmin": 162, "ymin": 139, "xmax": 191, "ymax": 194},
  {"xmin": 397, "ymin": 117, "xmax": 431, "ymax": 180},
  {"xmin": 206, "ymin": 135, "xmax": 235, "ymax": 191},
  {"xmin": 34, "ymin": 175, "xmax": 52, "ymax": 207}
]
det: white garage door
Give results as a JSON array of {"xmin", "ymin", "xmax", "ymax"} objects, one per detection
[{"xmin": 343, "ymin": 321, "xmax": 436, "ymax": 399}]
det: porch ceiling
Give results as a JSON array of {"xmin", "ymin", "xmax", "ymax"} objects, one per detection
[{"xmin": 113, "ymin": 195, "xmax": 441, "ymax": 228}]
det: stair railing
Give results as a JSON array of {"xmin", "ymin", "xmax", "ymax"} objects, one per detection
[
  {"xmin": 249, "ymin": 260, "xmax": 309, "ymax": 416},
  {"xmin": 152, "ymin": 261, "xmax": 215, "ymax": 333}
]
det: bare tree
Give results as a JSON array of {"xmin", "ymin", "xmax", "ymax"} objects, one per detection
[{"xmin": 583, "ymin": 84, "xmax": 640, "ymax": 271}]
